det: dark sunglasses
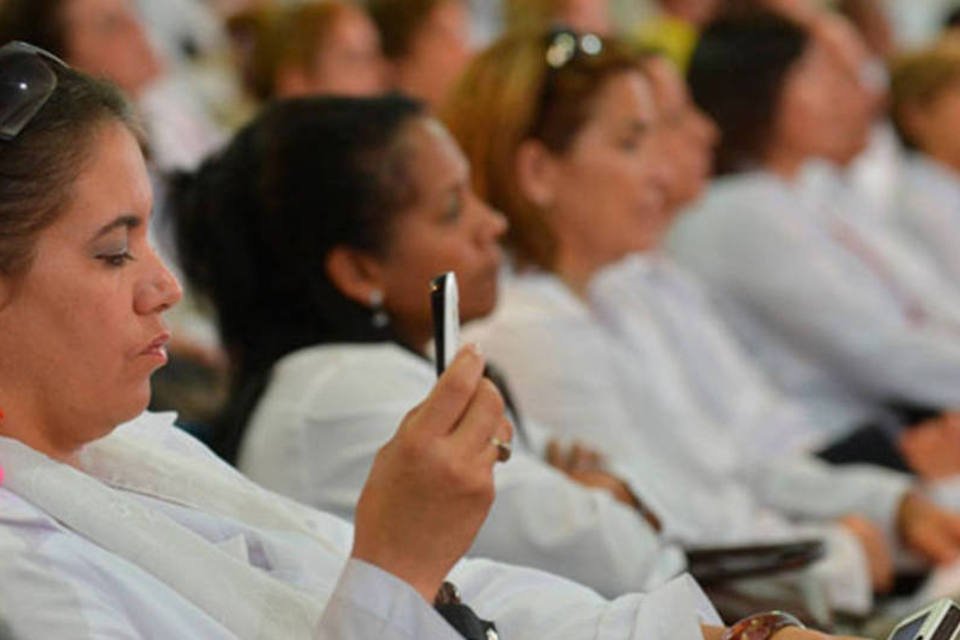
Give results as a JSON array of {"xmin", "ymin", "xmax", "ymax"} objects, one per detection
[{"xmin": 0, "ymin": 41, "xmax": 69, "ymax": 142}]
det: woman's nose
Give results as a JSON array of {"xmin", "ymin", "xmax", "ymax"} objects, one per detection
[
  {"xmin": 135, "ymin": 250, "xmax": 183, "ymax": 315},
  {"xmin": 481, "ymin": 201, "xmax": 509, "ymax": 239}
]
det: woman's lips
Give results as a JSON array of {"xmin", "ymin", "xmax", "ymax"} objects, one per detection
[{"xmin": 140, "ymin": 332, "xmax": 171, "ymax": 363}]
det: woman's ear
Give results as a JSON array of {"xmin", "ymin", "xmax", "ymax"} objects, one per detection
[
  {"xmin": 515, "ymin": 138, "xmax": 559, "ymax": 210},
  {"xmin": 325, "ymin": 246, "xmax": 385, "ymax": 308}
]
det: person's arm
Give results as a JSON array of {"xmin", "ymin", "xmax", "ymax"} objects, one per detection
[{"xmin": 749, "ymin": 453, "xmax": 910, "ymax": 537}]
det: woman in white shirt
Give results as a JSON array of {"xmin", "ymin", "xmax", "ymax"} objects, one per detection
[
  {"xmin": 890, "ymin": 39, "xmax": 960, "ymax": 289},
  {"xmin": 0, "ymin": 41, "xmax": 743, "ymax": 640},
  {"xmin": 670, "ymin": 12, "xmax": 960, "ymax": 440},
  {"xmin": 171, "ymin": 89, "xmax": 690, "ymax": 598},
  {"xmin": 442, "ymin": 29, "xmax": 960, "ymax": 612}
]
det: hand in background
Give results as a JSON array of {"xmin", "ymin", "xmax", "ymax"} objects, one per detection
[
  {"xmin": 897, "ymin": 491, "xmax": 960, "ymax": 565},
  {"xmin": 839, "ymin": 514, "xmax": 894, "ymax": 593}
]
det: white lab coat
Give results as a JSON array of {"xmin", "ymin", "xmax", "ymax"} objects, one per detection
[
  {"xmin": 897, "ymin": 154, "xmax": 960, "ymax": 288},
  {"xmin": 0, "ymin": 412, "xmax": 719, "ymax": 639},
  {"xmin": 239, "ymin": 343, "xmax": 685, "ymax": 598},
  {"xmin": 592, "ymin": 252, "xmax": 912, "ymax": 529},
  {"xmin": 464, "ymin": 271, "xmax": 874, "ymax": 613},
  {"xmin": 669, "ymin": 170, "xmax": 960, "ymax": 434}
]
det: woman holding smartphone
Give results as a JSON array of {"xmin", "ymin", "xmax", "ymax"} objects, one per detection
[{"xmin": 172, "ymin": 90, "xmax": 693, "ymax": 600}]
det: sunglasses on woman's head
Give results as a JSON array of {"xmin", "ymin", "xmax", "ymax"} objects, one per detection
[
  {"xmin": 528, "ymin": 28, "xmax": 605, "ymax": 139},
  {"xmin": 0, "ymin": 41, "xmax": 68, "ymax": 142},
  {"xmin": 544, "ymin": 28, "xmax": 604, "ymax": 70}
]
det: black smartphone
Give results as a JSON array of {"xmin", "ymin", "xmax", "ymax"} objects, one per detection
[{"xmin": 431, "ymin": 272, "xmax": 460, "ymax": 377}]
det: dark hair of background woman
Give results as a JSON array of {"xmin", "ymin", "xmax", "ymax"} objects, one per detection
[
  {"xmin": 172, "ymin": 94, "xmax": 426, "ymax": 463},
  {"xmin": 687, "ymin": 12, "xmax": 808, "ymax": 175}
]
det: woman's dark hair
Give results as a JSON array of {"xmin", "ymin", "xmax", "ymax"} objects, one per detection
[
  {"xmin": 0, "ymin": 1, "xmax": 71, "ymax": 58},
  {"xmin": 0, "ymin": 54, "xmax": 138, "ymax": 276},
  {"xmin": 366, "ymin": 0, "xmax": 445, "ymax": 59},
  {"xmin": 687, "ymin": 12, "xmax": 809, "ymax": 175},
  {"xmin": 172, "ymin": 93, "xmax": 426, "ymax": 462}
]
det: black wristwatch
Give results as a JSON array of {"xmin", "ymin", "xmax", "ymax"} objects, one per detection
[{"xmin": 434, "ymin": 581, "xmax": 500, "ymax": 640}]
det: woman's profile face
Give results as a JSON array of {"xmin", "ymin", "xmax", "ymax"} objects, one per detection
[
  {"xmin": 0, "ymin": 122, "xmax": 181, "ymax": 455},
  {"xmin": 770, "ymin": 36, "xmax": 860, "ymax": 166},
  {"xmin": 643, "ymin": 56, "xmax": 718, "ymax": 213},
  {"xmin": 374, "ymin": 118, "xmax": 506, "ymax": 347},
  {"xmin": 544, "ymin": 70, "xmax": 669, "ymax": 267}
]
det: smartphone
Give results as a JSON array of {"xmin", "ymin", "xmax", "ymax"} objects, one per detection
[
  {"xmin": 431, "ymin": 272, "xmax": 460, "ymax": 377},
  {"xmin": 887, "ymin": 599, "xmax": 960, "ymax": 640}
]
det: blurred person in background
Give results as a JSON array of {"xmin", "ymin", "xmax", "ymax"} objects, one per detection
[
  {"xmin": 366, "ymin": 0, "xmax": 472, "ymax": 111},
  {"xmin": 443, "ymin": 29, "xmax": 960, "ymax": 616},
  {"xmin": 891, "ymin": 39, "xmax": 960, "ymax": 290},
  {"xmin": 228, "ymin": 1, "xmax": 385, "ymax": 104},
  {"xmin": 837, "ymin": 0, "xmax": 895, "ymax": 59},
  {"xmin": 0, "ymin": 0, "xmax": 227, "ymax": 172},
  {"xmin": 609, "ymin": 50, "xmax": 960, "ymax": 488},
  {"xmin": 672, "ymin": 12, "xmax": 960, "ymax": 472}
]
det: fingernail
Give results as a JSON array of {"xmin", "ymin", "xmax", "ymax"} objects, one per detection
[{"xmin": 466, "ymin": 342, "xmax": 483, "ymax": 357}]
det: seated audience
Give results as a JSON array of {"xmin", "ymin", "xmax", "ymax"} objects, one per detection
[
  {"xmin": 670, "ymin": 13, "xmax": 960, "ymax": 451},
  {"xmin": 366, "ymin": 0, "xmax": 472, "ymax": 110},
  {"xmin": 0, "ymin": 40, "xmax": 752, "ymax": 640},
  {"xmin": 605, "ymin": 52, "xmax": 960, "ymax": 482},
  {"xmin": 443, "ymin": 29, "xmax": 960, "ymax": 613},
  {"xmin": 230, "ymin": 1, "xmax": 385, "ymax": 103},
  {"xmin": 171, "ymin": 92, "xmax": 688, "ymax": 598},
  {"xmin": 891, "ymin": 39, "xmax": 960, "ymax": 288}
]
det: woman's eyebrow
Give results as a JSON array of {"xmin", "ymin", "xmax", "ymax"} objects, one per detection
[{"xmin": 90, "ymin": 214, "xmax": 142, "ymax": 241}]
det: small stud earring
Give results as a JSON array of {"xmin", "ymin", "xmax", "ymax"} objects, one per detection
[{"xmin": 370, "ymin": 290, "xmax": 389, "ymax": 329}]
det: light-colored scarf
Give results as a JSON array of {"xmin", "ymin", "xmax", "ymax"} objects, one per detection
[{"xmin": 0, "ymin": 413, "xmax": 342, "ymax": 639}]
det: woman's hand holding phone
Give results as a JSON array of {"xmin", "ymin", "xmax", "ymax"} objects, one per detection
[{"xmin": 351, "ymin": 345, "xmax": 513, "ymax": 602}]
